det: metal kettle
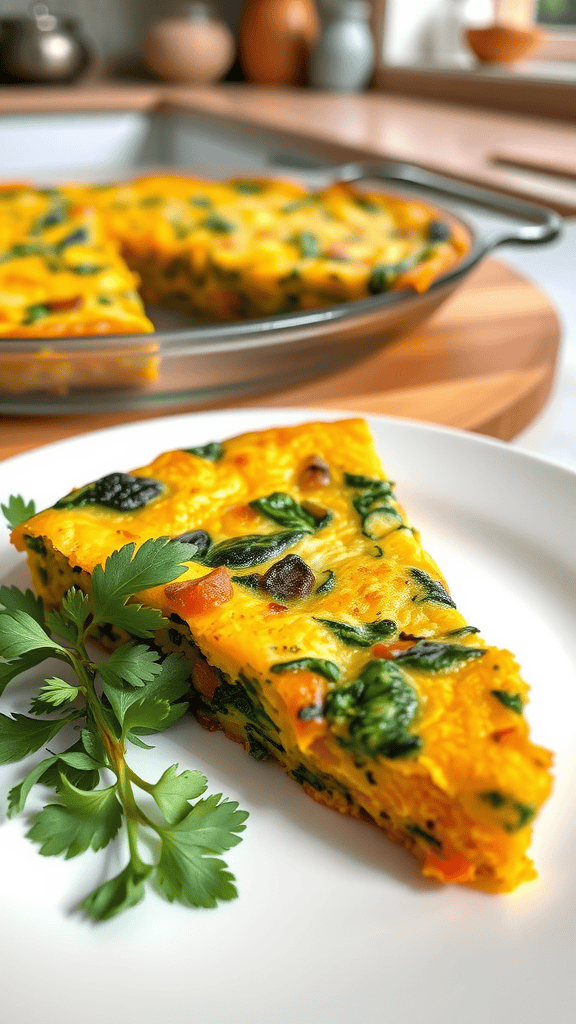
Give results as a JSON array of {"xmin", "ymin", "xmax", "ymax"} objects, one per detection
[{"xmin": 0, "ymin": 4, "xmax": 94, "ymax": 83}]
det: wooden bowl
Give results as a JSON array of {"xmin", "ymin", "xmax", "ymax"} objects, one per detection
[{"xmin": 466, "ymin": 24, "xmax": 543, "ymax": 64}]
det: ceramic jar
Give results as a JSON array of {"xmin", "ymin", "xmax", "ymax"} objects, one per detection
[
  {"xmin": 309, "ymin": 0, "xmax": 374, "ymax": 92},
  {"xmin": 144, "ymin": 2, "xmax": 235, "ymax": 84},
  {"xmin": 239, "ymin": 0, "xmax": 319, "ymax": 85}
]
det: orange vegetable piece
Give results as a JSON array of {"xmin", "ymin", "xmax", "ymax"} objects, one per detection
[
  {"xmin": 423, "ymin": 846, "xmax": 474, "ymax": 884},
  {"xmin": 372, "ymin": 640, "xmax": 416, "ymax": 659},
  {"xmin": 193, "ymin": 655, "xmax": 220, "ymax": 701},
  {"xmin": 273, "ymin": 669, "xmax": 328, "ymax": 747},
  {"xmin": 165, "ymin": 566, "xmax": 232, "ymax": 617}
]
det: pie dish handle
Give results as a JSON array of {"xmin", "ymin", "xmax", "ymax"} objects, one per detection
[{"xmin": 331, "ymin": 160, "xmax": 563, "ymax": 249}]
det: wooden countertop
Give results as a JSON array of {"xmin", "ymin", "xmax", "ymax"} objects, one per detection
[{"xmin": 1, "ymin": 81, "xmax": 576, "ymax": 213}]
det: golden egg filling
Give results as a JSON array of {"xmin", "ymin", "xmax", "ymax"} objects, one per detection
[
  {"xmin": 0, "ymin": 176, "xmax": 468, "ymax": 393},
  {"xmin": 11, "ymin": 418, "xmax": 552, "ymax": 893}
]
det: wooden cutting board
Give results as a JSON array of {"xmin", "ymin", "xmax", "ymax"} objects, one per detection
[{"xmin": 0, "ymin": 257, "xmax": 560, "ymax": 460}]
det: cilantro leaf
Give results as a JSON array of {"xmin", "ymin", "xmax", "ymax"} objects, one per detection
[
  {"xmin": 88, "ymin": 538, "xmax": 195, "ymax": 639},
  {"xmin": 98, "ymin": 643, "xmax": 162, "ymax": 689},
  {"xmin": 58, "ymin": 751, "xmax": 101, "ymax": 771},
  {"xmin": 121, "ymin": 697, "xmax": 172, "ymax": 737},
  {"xmin": 151, "ymin": 764, "xmax": 208, "ymax": 824},
  {"xmin": 0, "ymin": 648, "xmax": 56, "ymax": 697},
  {"xmin": 45, "ymin": 608, "xmax": 80, "ymax": 645},
  {"xmin": 0, "ymin": 609, "xmax": 66, "ymax": 660},
  {"xmin": 90, "ymin": 538, "xmax": 196, "ymax": 618},
  {"xmin": 1, "ymin": 494, "xmax": 36, "ymax": 529},
  {"xmin": 30, "ymin": 677, "xmax": 79, "ymax": 714},
  {"xmin": 81, "ymin": 728, "xmax": 107, "ymax": 765},
  {"xmin": 97, "ymin": 602, "xmax": 167, "ymax": 640},
  {"xmin": 157, "ymin": 793, "xmax": 249, "ymax": 908},
  {"xmin": 27, "ymin": 777, "xmax": 122, "ymax": 858},
  {"xmin": 39, "ymin": 741, "xmax": 101, "ymax": 794},
  {"xmin": 102, "ymin": 652, "xmax": 190, "ymax": 731},
  {"xmin": 7, "ymin": 754, "xmax": 59, "ymax": 817},
  {"xmin": 0, "ymin": 712, "xmax": 73, "ymax": 765},
  {"xmin": 81, "ymin": 862, "xmax": 152, "ymax": 922},
  {"xmin": 62, "ymin": 588, "xmax": 91, "ymax": 631},
  {"xmin": 0, "ymin": 585, "xmax": 44, "ymax": 625},
  {"xmin": 1, "ymin": 534, "xmax": 248, "ymax": 920}
]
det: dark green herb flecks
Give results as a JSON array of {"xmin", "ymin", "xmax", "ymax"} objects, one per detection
[
  {"xmin": 139, "ymin": 194, "xmax": 163, "ymax": 208},
  {"xmin": 23, "ymin": 535, "xmax": 47, "ymax": 555},
  {"xmin": 491, "ymin": 690, "xmax": 524, "ymax": 714},
  {"xmin": 71, "ymin": 263, "xmax": 105, "ymax": 275},
  {"xmin": 200, "ymin": 214, "xmax": 236, "ymax": 234},
  {"xmin": 54, "ymin": 472, "xmax": 164, "ymax": 512},
  {"xmin": 10, "ymin": 242, "xmax": 47, "ymax": 259},
  {"xmin": 344, "ymin": 473, "xmax": 402, "ymax": 538},
  {"xmin": 251, "ymin": 492, "xmax": 330, "ymax": 532},
  {"xmin": 344, "ymin": 472, "xmax": 393, "ymax": 491},
  {"xmin": 211, "ymin": 673, "xmax": 279, "ymax": 737},
  {"xmin": 480, "ymin": 791, "xmax": 536, "ymax": 833},
  {"xmin": 32, "ymin": 204, "xmax": 69, "ymax": 234},
  {"xmin": 54, "ymin": 228, "xmax": 89, "ymax": 253},
  {"xmin": 188, "ymin": 195, "xmax": 212, "ymax": 208},
  {"xmin": 368, "ymin": 249, "xmax": 428, "ymax": 294},
  {"xmin": 355, "ymin": 196, "xmax": 380, "ymax": 213},
  {"xmin": 315, "ymin": 569, "xmax": 336, "ymax": 596},
  {"xmin": 445, "ymin": 626, "xmax": 480, "ymax": 638},
  {"xmin": 203, "ymin": 530, "xmax": 308, "ymax": 570},
  {"xmin": 361, "ymin": 506, "xmax": 403, "ymax": 540},
  {"xmin": 392, "ymin": 640, "xmax": 485, "ymax": 673},
  {"xmin": 22, "ymin": 303, "xmax": 50, "ymax": 325},
  {"xmin": 244, "ymin": 726, "xmax": 272, "ymax": 761},
  {"xmin": 291, "ymin": 763, "xmax": 327, "ymax": 792},
  {"xmin": 349, "ymin": 481, "xmax": 395, "ymax": 516},
  {"xmin": 427, "ymin": 220, "xmax": 451, "ymax": 242},
  {"xmin": 270, "ymin": 658, "xmax": 340, "ymax": 683},
  {"xmin": 233, "ymin": 181, "xmax": 265, "ymax": 195},
  {"xmin": 289, "ymin": 231, "xmax": 320, "ymax": 259},
  {"xmin": 324, "ymin": 659, "xmax": 422, "ymax": 759},
  {"xmin": 410, "ymin": 567, "xmax": 456, "ymax": 608},
  {"xmin": 281, "ymin": 197, "xmax": 315, "ymax": 214},
  {"xmin": 231, "ymin": 573, "xmax": 262, "ymax": 592},
  {"xmin": 314, "ymin": 616, "xmax": 396, "ymax": 648},
  {"xmin": 406, "ymin": 823, "xmax": 442, "ymax": 850},
  {"xmin": 183, "ymin": 441, "xmax": 224, "ymax": 462},
  {"xmin": 173, "ymin": 530, "xmax": 212, "ymax": 560}
]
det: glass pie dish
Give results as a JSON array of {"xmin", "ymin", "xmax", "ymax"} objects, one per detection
[{"xmin": 0, "ymin": 161, "xmax": 561, "ymax": 415}]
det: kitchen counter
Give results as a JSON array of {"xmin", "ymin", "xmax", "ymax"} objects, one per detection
[{"xmin": 1, "ymin": 81, "xmax": 576, "ymax": 214}]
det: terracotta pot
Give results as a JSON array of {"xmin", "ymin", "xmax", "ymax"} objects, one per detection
[
  {"xmin": 144, "ymin": 2, "xmax": 235, "ymax": 84},
  {"xmin": 466, "ymin": 23, "xmax": 543, "ymax": 64},
  {"xmin": 239, "ymin": 0, "xmax": 319, "ymax": 85}
]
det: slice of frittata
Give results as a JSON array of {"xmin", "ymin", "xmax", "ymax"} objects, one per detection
[{"xmin": 11, "ymin": 419, "xmax": 553, "ymax": 893}]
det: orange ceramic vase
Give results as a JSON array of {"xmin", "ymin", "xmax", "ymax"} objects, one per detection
[{"xmin": 239, "ymin": 0, "xmax": 319, "ymax": 85}]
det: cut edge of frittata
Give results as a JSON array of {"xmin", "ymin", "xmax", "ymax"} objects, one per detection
[{"xmin": 10, "ymin": 418, "xmax": 554, "ymax": 893}]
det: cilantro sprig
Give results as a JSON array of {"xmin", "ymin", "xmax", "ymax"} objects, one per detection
[{"xmin": 0, "ymin": 517, "xmax": 249, "ymax": 921}]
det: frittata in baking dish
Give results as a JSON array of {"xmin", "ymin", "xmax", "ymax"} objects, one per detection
[
  {"xmin": 11, "ymin": 418, "xmax": 552, "ymax": 893},
  {"xmin": 1, "ymin": 175, "xmax": 468, "ymax": 335}
]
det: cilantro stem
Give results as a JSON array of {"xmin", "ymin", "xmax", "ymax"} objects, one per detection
[
  {"xmin": 126, "ymin": 766, "xmax": 154, "ymax": 795},
  {"xmin": 0, "ymin": 531, "xmax": 249, "ymax": 918}
]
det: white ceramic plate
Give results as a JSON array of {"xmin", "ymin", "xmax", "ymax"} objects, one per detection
[{"xmin": 1, "ymin": 408, "xmax": 575, "ymax": 1024}]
